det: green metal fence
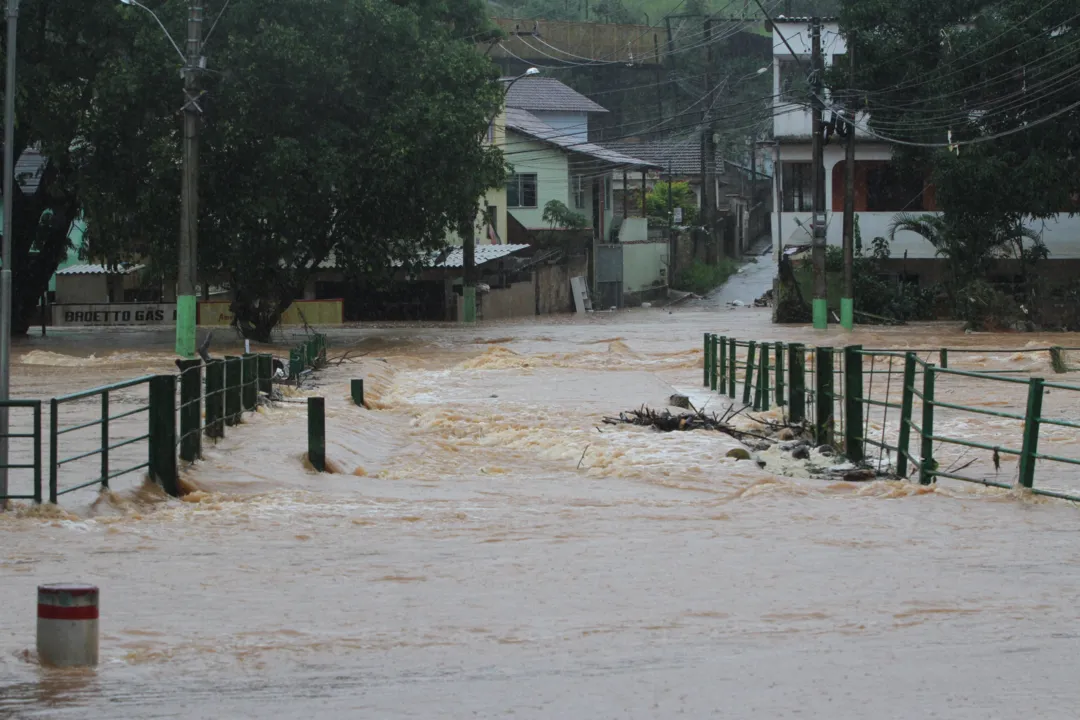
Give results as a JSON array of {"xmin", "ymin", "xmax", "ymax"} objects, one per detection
[
  {"xmin": 0, "ymin": 400, "xmax": 43, "ymax": 504},
  {"xmin": 703, "ymin": 336, "xmax": 1080, "ymax": 502},
  {"xmin": 5, "ymin": 333, "xmax": 331, "ymax": 507}
]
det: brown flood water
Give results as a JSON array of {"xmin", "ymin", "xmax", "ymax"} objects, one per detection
[{"xmin": 3, "ymin": 308, "xmax": 1080, "ymax": 718}]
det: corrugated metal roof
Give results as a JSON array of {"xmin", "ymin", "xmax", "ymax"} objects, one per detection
[
  {"xmin": 55, "ymin": 263, "xmax": 145, "ymax": 276},
  {"xmin": 436, "ymin": 244, "xmax": 531, "ymax": 269},
  {"xmin": 504, "ymin": 77, "xmax": 608, "ymax": 114},
  {"xmin": 506, "ymin": 108, "xmax": 659, "ymax": 170}
]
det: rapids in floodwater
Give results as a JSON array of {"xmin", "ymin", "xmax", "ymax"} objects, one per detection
[{"xmin": 3, "ymin": 308, "xmax": 1080, "ymax": 718}]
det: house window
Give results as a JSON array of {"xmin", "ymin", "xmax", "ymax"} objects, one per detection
[
  {"xmin": 778, "ymin": 57, "xmax": 804, "ymax": 103},
  {"xmin": 507, "ymin": 173, "xmax": 538, "ymax": 208},
  {"xmin": 782, "ymin": 162, "xmax": 813, "ymax": 212},
  {"xmin": 865, "ymin": 163, "xmax": 927, "ymax": 212},
  {"xmin": 572, "ymin": 175, "xmax": 586, "ymax": 209}
]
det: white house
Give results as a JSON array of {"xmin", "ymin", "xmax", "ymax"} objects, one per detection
[{"xmin": 769, "ymin": 18, "xmax": 1080, "ymax": 281}]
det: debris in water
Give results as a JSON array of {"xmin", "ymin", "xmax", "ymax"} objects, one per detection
[{"xmin": 727, "ymin": 448, "xmax": 752, "ymax": 461}]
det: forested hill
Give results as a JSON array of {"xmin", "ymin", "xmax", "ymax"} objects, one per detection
[{"xmin": 488, "ymin": 0, "xmax": 840, "ymax": 23}]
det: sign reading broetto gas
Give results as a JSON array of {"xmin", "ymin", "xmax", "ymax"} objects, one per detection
[{"xmin": 53, "ymin": 304, "xmax": 178, "ymax": 326}]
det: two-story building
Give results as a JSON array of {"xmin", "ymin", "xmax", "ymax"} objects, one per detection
[{"xmin": 769, "ymin": 17, "xmax": 1080, "ymax": 285}]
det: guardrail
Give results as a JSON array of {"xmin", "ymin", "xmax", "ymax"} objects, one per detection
[
  {"xmin": 2, "ymin": 333, "xmax": 330, "ymax": 507},
  {"xmin": 0, "ymin": 400, "xmax": 43, "ymax": 504},
  {"xmin": 703, "ymin": 334, "xmax": 1080, "ymax": 502}
]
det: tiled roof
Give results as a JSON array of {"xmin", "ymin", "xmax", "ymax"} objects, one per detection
[
  {"xmin": 504, "ymin": 77, "xmax": 608, "ymax": 114},
  {"xmin": 506, "ymin": 109, "xmax": 659, "ymax": 170},
  {"xmin": 55, "ymin": 263, "xmax": 145, "ymax": 276},
  {"xmin": 436, "ymin": 244, "xmax": 531, "ymax": 269},
  {"xmin": 603, "ymin": 136, "xmax": 721, "ymax": 176},
  {"xmin": 771, "ymin": 16, "xmax": 839, "ymax": 23}
]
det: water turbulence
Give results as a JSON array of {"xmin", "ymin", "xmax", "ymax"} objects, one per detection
[{"xmin": 4, "ymin": 316, "xmax": 1080, "ymax": 718}]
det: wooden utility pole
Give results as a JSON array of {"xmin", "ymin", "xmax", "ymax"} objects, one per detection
[
  {"xmin": 177, "ymin": 0, "xmax": 203, "ymax": 357},
  {"xmin": 841, "ymin": 38, "xmax": 856, "ymax": 330},
  {"xmin": 702, "ymin": 17, "xmax": 719, "ymax": 264},
  {"xmin": 810, "ymin": 17, "xmax": 827, "ymax": 330}
]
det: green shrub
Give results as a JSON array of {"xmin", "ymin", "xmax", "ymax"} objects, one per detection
[{"xmin": 673, "ymin": 259, "xmax": 738, "ymax": 295}]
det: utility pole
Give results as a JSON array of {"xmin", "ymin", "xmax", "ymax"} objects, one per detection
[
  {"xmin": 0, "ymin": 0, "xmax": 18, "ymax": 504},
  {"xmin": 176, "ymin": 0, "xmax": 203, "ymax": 358},
  {"xmin": 702, "ymin": 17, "xmax": 719, "ymax": 265},
  {"xmin": 841, "ymin": 38, "xmax": 856, "ymax": 331},
  {"xmin": 810, "ymin": 17, "xmax": 827, "ymax": 330},
  {"xmin": 667, "ymin": 160, "xmax": 675, "ymax": 280},
  {"xmin": 462, "ymin": 221, "xmax": 476, "ymax": 322}
]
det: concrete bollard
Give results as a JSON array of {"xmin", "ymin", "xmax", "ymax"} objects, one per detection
[{"xmin": 37, "ymin": 584, "xmax": 99, "ymax": 667}]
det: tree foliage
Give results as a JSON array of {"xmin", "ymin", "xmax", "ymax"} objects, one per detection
[
  {"xmin": 73, "ymin": 0, "xmax": 505, "ymax": 340},
  {"xmin": 646, "ymin": 181, "xmax": 698, "ymax": 225}
]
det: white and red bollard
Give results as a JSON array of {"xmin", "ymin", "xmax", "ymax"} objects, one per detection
[{"xmin": 37, "ymin": 584, "xmax": 99, "ymax": 667}]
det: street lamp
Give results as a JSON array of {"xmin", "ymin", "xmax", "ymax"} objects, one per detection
[
  {"xmin": 120, "ymin": 0, "xmax": 202, "ymax": 359},
  {"xmin": 0, "ymin": 0, "xmax": 19, "ymax": 504},
  {"xmin": 460, "ymin": 67, "xmax": 539, "ymax": 324}
]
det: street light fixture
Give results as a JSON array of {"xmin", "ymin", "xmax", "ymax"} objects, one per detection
[
  {"xmin": 120, "ymin": 0, "xmax": 203, "ymax": 359},
  {"xmin": 461, "ymin": 67, "xmax": 540, "ymax": 324}
]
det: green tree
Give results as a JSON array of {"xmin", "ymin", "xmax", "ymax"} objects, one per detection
[
  {"xmin": 78, "ymin": 0, "xmax": 505, "ymax": 340},
  {"xmin": 646, "ymin": 181, "xmax": 698, "ymax": 225}
]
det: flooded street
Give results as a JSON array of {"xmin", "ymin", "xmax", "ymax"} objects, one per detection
[{"xmin": 4, "ymin": 307, "xmax": 1080, "ymax": 718}]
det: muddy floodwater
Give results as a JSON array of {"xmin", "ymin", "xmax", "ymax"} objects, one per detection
[{"xmin": 4, "ymin": 307, "xmax": 1080, "ymax": 718}]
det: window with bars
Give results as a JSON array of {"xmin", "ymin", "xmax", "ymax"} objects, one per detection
[
  {"xmin": 572, "ymin": 175, "xmax": 586, "ymax": 209},
  {"xmin": 507, "ymin": 173, "xmax": 538, "ymax": 208},
  {"xmin": 782, "ymin": 162, "xmax": 814, "ymax": 212}
]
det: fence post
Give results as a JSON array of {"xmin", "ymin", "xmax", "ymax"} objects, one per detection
[
  {"xmin": 148, "ymin": 375, "xmax": 179, "ymax": 497},
  {"xmin": 204, "ymin": 360, "xmax": 224, "ymax": 439},
  {"xmin": 178, "ymin": 360, "xmax": 202, "ymax": 463},
  {"xmin": 242, "ymin": 353, "xmax": 257, "ymax": 412},
  {"xmin": 308, "ymin": 397, "xmax": 326, "ymax": 472},
  {"xmin": 718, "ymin": 335, "xmax": 727, "ymax": 393},
  {"xmin": 351, "ymin": 379, "xmax": 365, "ymax": 407},
  {"xmin": 33, "ymin": 402, "xmax": 42, "ymax": 504},
  {"xmin": 843, "ymin": 346, "xmax": 864, "ymax": 462},
  {"xmin": 703, "ymin": 333, "xmax": 711, "ymax": 387},
  {"xmin": 789, "ymin": 344, "xmax": 806, "ymax": 423},
  {"xmin": 1018, "ymin": 377, "xmax": 1045, "ymax": 489},
  {"xmin": 896, "ymin": 353, "xmax": 916, "ymax": 478},
  {"xmin": 49, "ymin": 399, "xmax": 58, "ymax": 504},
  {"xmin": 289, "ymin": 348, "xmax": 303, "ymax": 381},
  {"xmin": 257, "ymin": 354, "xmax": 272, "ymax": 396},
  {"xmin": 816, "ymin": 347, "xmax": 834, "ymax": 447},
  {"xmin": 775, "ymin": 342, "xmax": 785, "ymax": 407},
  {"xmin": 728, "ymin": 337, "xmax": 737, "ymax": 398},
  {"xmin": 756, "ymin": 343, "xmax": 770, "ymax": 411},
  {"xmin": 743, "ymin": 342, "xmax": 757, "ymax": 406},
  {"xmin": 940, "ymin": 348, "xmax": 948, "ymax": 369},
  {"xmin": 709, "ymin": 334, "xmax": 718, "ymax": 392},
  {"xmin": 101, "ymin": 391, "xmax": 110, "ymax": 489},
  {"xmin": 919, "ymin": 365, "xmax": 936, "ymax": 485},
  {"xmin": 225, "ymin": 356, "xmax": 243, "ymax": 425}
]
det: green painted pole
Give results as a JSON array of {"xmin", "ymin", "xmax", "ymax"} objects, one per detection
[
  {"xmin": 351, "ymin": 379, "xmax": 365, "ymax": 407},
  {"xmin": 1018, "ymin": 377, "xmax": 1045, "ymax": 489},
  {"xmin": 843, "ymin": 346, "xmax": 864, "ymax": 462},
  {"xmin": 32, "ymin": 402, "xmax": 41, "ymax": 504},
  {"xmin": 789, "ymin": 344, "xmax": 806, "ymax": 423},
  {"xmin": 940, "ymin": 348, "xmax": 948, "ymax": 369},
  {"xmin": 775, "ymin": 342, "xmax": 785, "ymax": 407},
  {"xmin": 718, "ymin": 336, "xmax": 727, "ymax": 392},
  {"xmin": 289, "ymin": 348, "xmax": 303, "ymax": 380},
  {"xmin": 896, "ymin": 353, "xmax": 916, "ymax": 478},
  {"xmin": 49, "ymin": 399, "xmax": 58, "ymax": 504},
  {"xmin": 308, "ymin": 397, "xmax": 326, "ymax": 472},
  {"xmin": 743, "ymin": 342, "xmax": 757, "ymax": 406},
  {"xmin": 816, "ymin": 347, "xmax": 834, "ymax": 447},
  {"xmin": 242, "ymin": 353, "xmax": 257, "ymax": 412},
  {"xmin": 204, "ymin": 359, "xmax": 224, "ymax": 439},
  {"xmin": 759, "ymin": 343, "xmax": 770, "ymax": 411},
  {"xmin": 178, "ymin": 359, "xmax": 202, "ymax": 463},
  {"xmin": 728, "ymin": 337, "xmax": 737, "ymax": 398},
  {"xmin": 840, "ymin": 297, "xmax": 854, "ymax": 331},
  {"xmin": 919, "ymin": 366, "xmax": 936, "ymax": 485},
  {"xmin": 257, "ymin": 353, "xmax": 272, "ymax": 397},
  {"xmin": 225, "ymin": 356, "xmax": 242, "ymax": 426},
  {"xmin": 703, "ymin": 333, "xmax": 710, "ymax": 387},
  {"xmin": 101, "ymin": 391, "xmax": 110, "ymax": 488},
  {"xmin": 148, "ymin": 375, "xmax": 179, "ymax": 497},
  {"xmin": 709, "ymin": 334, "xmax": 719, "ymax": 392}
]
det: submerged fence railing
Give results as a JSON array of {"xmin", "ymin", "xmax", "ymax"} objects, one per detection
[
  {"xmin": 703, "ymin": 333, "xmax": 1080, "ymax": 502},
  {"xmin": 1, "ymin": 333, "xmax": 328, "ymax": 506}
]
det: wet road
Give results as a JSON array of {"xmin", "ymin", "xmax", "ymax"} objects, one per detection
[{"xmin": 3, "ymin": 308, "xmax": 1080, "ymax": 718}]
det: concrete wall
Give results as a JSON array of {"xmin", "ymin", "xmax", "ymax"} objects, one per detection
[
  {"xmin": 622, "ymin": 240, "xmax": 669, "ymax": 293},
  {"xmin": 55, "ymin": 274, "xmax": 109, "ymax": 304},
  {"xmin": 506, "ymin": 131, "xmax": 570, "ymax": 230},
  {"xmin": 481, "ymin": 282, "xmax": 536, "ymax": 321},
  {"xmin": 536, "ymin": 255, "xmax": 589, "ymax": 315}
]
